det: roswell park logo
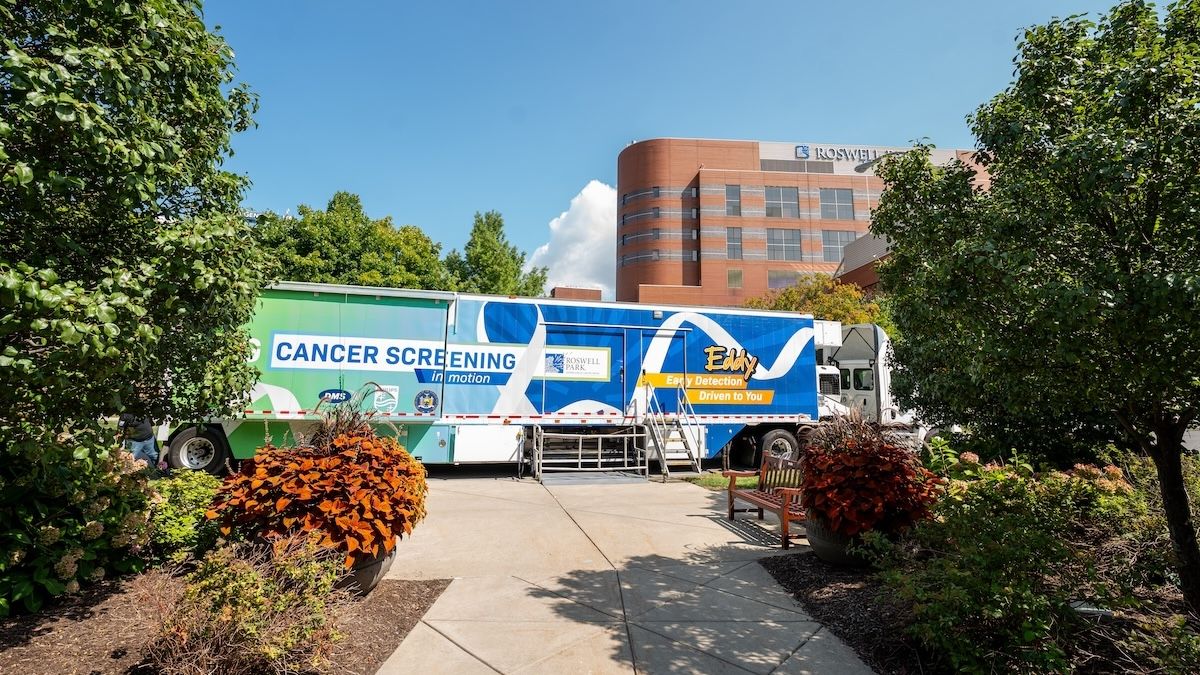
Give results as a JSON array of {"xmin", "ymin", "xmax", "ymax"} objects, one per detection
[{"xmin": 794, "ymin": 144, "xmax": 810, "ymax": 160}]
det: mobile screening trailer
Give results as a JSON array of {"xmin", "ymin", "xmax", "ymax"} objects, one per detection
[{"xmin": 163, "ymin": 282, "xmax": 846, "ymax": 479}]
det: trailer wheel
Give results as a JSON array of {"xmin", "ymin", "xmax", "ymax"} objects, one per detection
[
  {"xmin": 167, "ymin": 426, "xmax": 229, "ymax": 475},
  {"xmin": 761, "ymin": 429, "xmax": 800, "ymax": 462}
]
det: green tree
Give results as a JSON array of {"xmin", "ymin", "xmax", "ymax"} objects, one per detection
[
  {"xmin": 445, "ymin": 210, "xmax": 547, "ymax": 296},
  {"xmin": 872, "ymin": 0, "xmax": 1200, "ymax": 609},
  {"xmin": 0, "ymin": 0, "xmax": 266, "ymax": 612},
  {"xmin": 256, "ymin": 192, "xmax": 452, "ymax": 290},
  {"xmin": 744, "ymin": 273, "xmax": 895, "ymax": 335}
]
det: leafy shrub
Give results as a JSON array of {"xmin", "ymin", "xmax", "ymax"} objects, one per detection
[
  {"xmin": 0, "ymin": 450, "xmax": 151, "ymax": 615},
  {"xmin": 208, "ymin": 431, "xmax": 427, "ymax": 568},
  {"xmin": 148, "ymin": 471, "xmax": 223, "ymax": 563},
  {"xmin": 873, "ymin": 455, "xmax": 1158, "ymax": 673},
  {"xmin": 800, "ymin": 413, "xmax": 941, "ymax": 537},
  {"xmin": 149, "ymin": 536, "xmax": 348, "ymax": 675}
]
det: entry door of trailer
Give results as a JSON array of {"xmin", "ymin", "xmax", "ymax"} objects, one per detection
[
  {"xmin": 631, "ymin": 326, "xmax": 689, "ymax": 414},
  {"xmin": 538, "ymin": 324, "xmax": 626, "ymax": 415}
]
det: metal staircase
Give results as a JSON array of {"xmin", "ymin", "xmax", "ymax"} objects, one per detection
[
  {"xmin": 641, "ymin": 384, "xmax": 704, "ymax": 480},
  {"xmin": 528, "ymin": 425, "xmax": 648, "ymax": 481},
  {"xmin": 524, "ymin": 384, "xmax": 704, "ymax": 482}
]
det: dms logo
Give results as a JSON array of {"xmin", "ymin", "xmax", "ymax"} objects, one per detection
[
  {"xmin": 794, "ymin": 144, "xmax": 810, "ymax": 160},
  {"xmin": 318, "ymin": 388, "xmax": 352, "ymax": 404},
  {"xmin": 544, "ymin": 353, "xmax": 565, "ymax": 375},
  {"xmin": 414, "ymin": 389, "xmax": 438, "ymax": 414}
]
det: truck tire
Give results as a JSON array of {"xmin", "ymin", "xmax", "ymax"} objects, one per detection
[
  {"xmin": 167, "ymin": 426, "xmax": 229, "ymax": 475},
  {"xmin": 760, "ymin": 429, "xmax": 799, "ymax": 462}
]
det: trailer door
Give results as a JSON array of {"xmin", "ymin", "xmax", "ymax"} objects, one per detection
[
  {"xmin": 538, "ymin": 324, "xmax": 626, "ymax": 415},
  {"xmin": 632, "ymin": 327, "xmax": 689, "ymax": 414}
]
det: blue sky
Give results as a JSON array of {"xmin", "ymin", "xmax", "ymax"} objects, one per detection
[{"xmin": 205, "ymin": 0, "xmax": 1115, "ymax": 290}]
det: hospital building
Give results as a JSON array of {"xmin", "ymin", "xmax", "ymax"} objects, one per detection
[{"xmin": 615, "ymin": 138, "xmax": 976, "ymax": 306}]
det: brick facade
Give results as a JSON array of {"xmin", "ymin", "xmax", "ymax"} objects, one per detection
[{"xmin": 615, "ymin": 138, "xmax": 973, "ymax": 306}]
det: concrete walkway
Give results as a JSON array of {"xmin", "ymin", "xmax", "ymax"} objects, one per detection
[{"xmin": 377, "ymin": 473, "xmax": 873, "ymax": 674}]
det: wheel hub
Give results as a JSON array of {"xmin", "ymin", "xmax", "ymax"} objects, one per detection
[{"xmin": 180, "ymin": 437, "xmax": 215, "ymax": 469}]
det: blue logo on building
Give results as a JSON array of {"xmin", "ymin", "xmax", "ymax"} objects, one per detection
[
  {"xmin": 318, "ymin": 388, "xmax": 352, "ymax": 404},
  {"xmin": 414, "ymin": 389, "xmax": 438, "ymax": 414},
  {"xmin": 794, "ymin": 144, "xmax": 810, "ymax": 160},
  {"xmin": 544, "ymin": 353, "xmax": 565, "ymax": 375}
]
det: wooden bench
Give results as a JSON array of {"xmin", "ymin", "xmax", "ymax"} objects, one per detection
[{"xmin": 723, "ymin": 455, "xmax": 806, "ymax": 549}]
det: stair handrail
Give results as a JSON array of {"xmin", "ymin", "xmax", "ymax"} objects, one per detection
[
  {"xmin": 675, "ymin": 385, "xmax": 704, "ymax": 469},
  {"xmin": 532, "ymin": 424, "xmax": 544, "ymax": 481},
  {"xmin": 642, "ymin": 383, "xmax": 671, "ymax": 479}
]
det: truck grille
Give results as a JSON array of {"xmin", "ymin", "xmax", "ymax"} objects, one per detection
[{"xmin": 819, "ymin": 373, "xmax": 841, "ymax": 396}]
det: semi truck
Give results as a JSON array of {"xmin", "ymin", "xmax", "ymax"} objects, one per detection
[{"xmin": 163, "ymin": 282, "xmax": 864, "ymax": 479}]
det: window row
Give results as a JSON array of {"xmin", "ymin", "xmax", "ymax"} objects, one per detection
[
  {"xmin": 621, "ymin": 229, "xmax": 699, "ymax": 246},
  {"xmin": 723, "ymin": 186, "xmax": 856, "ymax": 220},
  {"xmin": 620, "ymin": 250, "xmax": 700, "ymax": 266},
  {"xmin": 620, "ymin": 207, "xmax": 700, "ymax": 225},
  {"xmin": 724, "ymin": 228, "xmax": 857, "ymax": 262},
  {"xmin": 621, "ymin": 186, "xmax": 699, "ymax": 205},
  {"xmin": 724, "ymin": 269, "xmax": 814, "ymax": 290}
]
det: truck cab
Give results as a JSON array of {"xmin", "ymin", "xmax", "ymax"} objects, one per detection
[{"xmin": 825, "ymin": 324, "xmax": 914, "ymax": 426}]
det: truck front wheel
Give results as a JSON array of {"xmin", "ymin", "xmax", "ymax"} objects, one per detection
[{"xmin": 167, "ymin": 426, "xmax": 229, "ymax": 475}]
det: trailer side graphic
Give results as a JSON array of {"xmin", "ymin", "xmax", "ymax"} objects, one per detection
[{"xmin": 167, "ymin": 282, "xmax": 841, "ymax": 476}]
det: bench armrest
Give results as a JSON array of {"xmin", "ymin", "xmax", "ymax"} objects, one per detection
[{"xmin": 722, "ymin": 470, "xmax": 758, "ymax": 478}]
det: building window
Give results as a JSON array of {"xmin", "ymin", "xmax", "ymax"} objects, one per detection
[
  {"xmin": 725, "ymin": 185, "xmax": 741, "ymax": 216},
  {"xmin": 652, "ymin": 207, "xmax": 660, "ymax": 218},
  {"xmin": 691, "ymin": 250, "xmax": 698, "ymax": 262},
  {"xmin": 652, "ymin": 228, "xmax": 661, "ymax": 240},
  {"xmin": 652, "ymin": 249, "xmax": 660, "ymax": 261},
  {"xmin": 621, "ymin": 234, "xmax": 627, "ymax": 246},
  {"xmin": 768, "ymin": 270, "xmax": 801, "ymax": 289},
  {"xmin": 652, "ymin": 186, "xmax": 661, "ymax": 198},
  {"xmin": 726, "ymin": 227, "xmax": 743, "ymax": 260},
  {"xmin": 728, "ymin": 269, "xmax": 743, "ymax": 289},
  {"xmin": 691, "ymin": 207, "xmax": 698, "ymax": 219},
  {"xmin": 767, "ymin": 228, "xmax": 801, "ymax": 261},
  {"xmin": 765, "ymin": 186, "xmax": 799, "ymax": 218},
  {"xmin": 822, "ymin": 230, "xmax": 857, "ymax": 262},
  {"xmin": 819, "ymin": 188, "xmax": 855, "ymax": 220}
]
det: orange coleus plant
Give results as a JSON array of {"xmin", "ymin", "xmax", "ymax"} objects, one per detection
[
  {"xmin": 801, "ymin": 430, "xmax": 942, "ymax": 538},
  {"xmin": 207, "ymin": 432, "xmax": 427, "ymax": 568}
]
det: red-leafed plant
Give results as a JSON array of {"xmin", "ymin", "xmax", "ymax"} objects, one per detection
[
  {"xmin": 801, "ymin": 414, "xmax": 942, "ymax": 537},
  {"xmin": 207, "ymin": 412, "xmax": 427, "ymax": 568}
]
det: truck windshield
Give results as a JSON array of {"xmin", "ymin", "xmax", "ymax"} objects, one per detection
[{"xmin": 853, "ymin": 368, "xmax": 874, "ymax": 391}]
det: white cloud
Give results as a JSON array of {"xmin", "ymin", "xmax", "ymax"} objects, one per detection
[{"xmin": 529, "ymin": 180, "xmax": 617, "ymax": 299}]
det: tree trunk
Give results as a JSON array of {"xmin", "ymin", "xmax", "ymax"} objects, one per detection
[{"xmin": 1149, "ymin": 434, "xmax": 1200, "ymax": 612}]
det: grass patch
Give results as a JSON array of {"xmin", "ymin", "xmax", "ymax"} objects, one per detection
[{"xmin": 685, "ymin": 473, "xmax": 759, "ymax": 491}]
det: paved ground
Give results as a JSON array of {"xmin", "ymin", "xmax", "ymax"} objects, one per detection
[{"xmin": 377, "ymin": 471, "xmax": 873, "ymax": 674}]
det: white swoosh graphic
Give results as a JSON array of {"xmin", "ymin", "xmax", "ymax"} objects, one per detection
[
  {"xmin": 642, "ymin": 312, "xmax": 813, "ymax": 379},
  {"xmin": 631, "ymin": 312, "xmax": 813, "ymax": 413},
  {"xmin": 478, "ymin": 302, "xmax": 540, "ymax": 416}
]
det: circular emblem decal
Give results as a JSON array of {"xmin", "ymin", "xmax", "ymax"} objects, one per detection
[{"xmin": 414, "ymin": 389, "xmax": 438, "ymax": 414}]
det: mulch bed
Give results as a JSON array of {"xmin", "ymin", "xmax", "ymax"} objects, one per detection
[
  {"xmin": 760, "ymin": 552, "xmax": 941, "ymax": 675},
  {"xmin": 328, "ymin": 578, "xmax": 451, "ymax": 674},
  {"xmin": 0, "ymin": 573, "xmax": 449, "ymax": 675}
]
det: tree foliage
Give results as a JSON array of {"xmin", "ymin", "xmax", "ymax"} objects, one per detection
[
  {"xmin": 872, "ymin": 0, "xmax": 1200, "ymax": 609},
  {"xmin": 445, "ymin": 210, "xmax": 547, "ymax": 296},
  {"xmin": 744, "ymin": 273, "xmax": 894, "ymax": 335},
  {"xmin": 256, "ymin": 192, "xmax": 453, "ymax": 291},
  {"xmin": 0, "ymin": 0, "xmax": 267, "ymax": 612}
]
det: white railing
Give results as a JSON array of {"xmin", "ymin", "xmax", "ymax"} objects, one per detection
[
  {"xmin": 675, "ymin": 385, "xmax": 704, "ymax": 468},
  {"xmin": 641, "ymin": 383, "xmax": 672, "ymax": 480}
]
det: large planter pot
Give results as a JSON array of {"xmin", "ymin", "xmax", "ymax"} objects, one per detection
[
  {"xmin": 804, "ymin": 516, "xmax": 870, "ymax": 567},
  {"xmin": 338, "ymin": 538, "xmax": 399, "ymax": 595}
]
